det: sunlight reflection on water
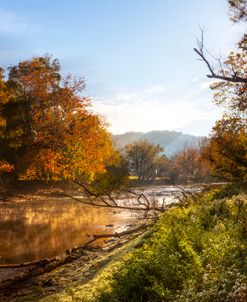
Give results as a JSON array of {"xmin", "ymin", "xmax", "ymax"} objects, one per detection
[
  {"xmin": 0, "ymin": 186, "xmax": 190, "ymax": 264},
  {"xmin": 0, "ymin": 198, "xmax": 135, "ymax": 264}
]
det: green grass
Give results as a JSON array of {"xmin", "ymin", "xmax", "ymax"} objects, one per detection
[{"xmin": 95, "ymin": 186, "xmax": 247, "ymax": 302}]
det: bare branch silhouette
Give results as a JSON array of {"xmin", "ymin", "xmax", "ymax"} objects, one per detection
[{"xmin": 194, "ymin": 30, "xmax": 247, "ymax": 83}]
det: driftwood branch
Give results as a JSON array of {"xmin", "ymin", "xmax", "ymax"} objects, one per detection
[
  {"xmin": 0, "ymin": 247, "xmax": 86, "ymax": 290},
  {"xmin": 65, "ymin": 181, "xmax": 167, "ymax": 213},
  {"xmin": 65, "ymin": 192, "xmax": 165, "ymax": 212},
  {"xmin": 84, "ymin": 224, "xmax": 152, "ymax": 246}
]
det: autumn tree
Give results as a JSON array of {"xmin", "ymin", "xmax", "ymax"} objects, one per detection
[
  {"xmin": 0, "ymin": 68, "xmax": 14, "ymax": 189},
  {"xmin": 86, "ymin": 156, "xmax": 130, "ymax": 194},
  {"xmin": 204, "ymin": 35, "xmax": 247, "ymax": 180},
  {"xmin": 0, "ymin": 55, "xmax": 119, "ymax": 183},
  {"xmin": 229, "ymin": 0, "xmax": 247, "ymax": 22},
  {"xmin": 194, "ymin": 0, "xmax": 247, "ymax": 84},
  {"xmin": 204, "ymin": 36, "xmax": 247, "ymax": 181},
  {"xmin": 194, "ymin": 1, "xmax": 247, "ymax": 181},
  {"xmin": 201, "ymin": 116, "xmax": 247, "ymax": 181},
  {"xmin": 166, "ymin": 143, "xmax": 212, "ymax": 184},
  {"xmin": 124, "ymin": 140, "xmax": 167, "ymax": 181}
]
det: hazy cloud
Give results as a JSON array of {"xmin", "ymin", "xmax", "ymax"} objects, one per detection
[
  {"xmin": 143, "ymin": 84, "xmax": 167, "ymax": 94},
  {"xmin": 92, "ymin": 85, "xmax": 223, "ymax": 136}
]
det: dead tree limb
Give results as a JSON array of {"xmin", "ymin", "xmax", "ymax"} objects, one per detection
[
  {"xmin": 84, "ymin": 224, "xmax": 152, "ymax": 246},
  {"xmin": 65, "ymin": 192, "xmax": 165, "ymax": 212},
  {"xmin": 194, "ymin": 30, "xmax": 247, "ymax": 83},
  {"xmin": 93, "ymin": 224, "xmax": 151, "ymax": 239},
  {"xmin": 0, "ymin": 248, "xmax": 85, "ymax": 290},
  {"xmin": 65, "ymin": 181, "xmax": 167, "ymax": 213}
]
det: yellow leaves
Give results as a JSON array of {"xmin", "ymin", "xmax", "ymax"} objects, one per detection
[
  {"xmin": 18, "ymin": 110, "xmax": 117, "ymax": 182},
  {"xmin": 211, "ymin": 36, "xmax": 247, "ymax": 113},
  {"xmin": 0, "ymin": 161, "xmax": 14, "ymax": 173},
  {"xmin": 0, "ymin": 55, "xmax": 119, "ymax": 183},
  {"xmin": 20, "ymin": 149, "xmax": 64, "ymax": 181},
  {"xmin": 0, "ymin": 117, "xmax": 6, "ymax": 128},
  {"xmin": 204, "ymin": 116, "xmax": 247, "ymax": 180},
  {"xmin": 19, "ymin": 167, "xmax": 38, "ymax": 181}
]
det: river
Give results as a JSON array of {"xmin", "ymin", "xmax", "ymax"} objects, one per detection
[{"xmin": 0, "ymin": 186, "xmax": 193, "ymax": 264}]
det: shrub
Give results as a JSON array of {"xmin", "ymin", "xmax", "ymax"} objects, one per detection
[{"xmin": 97, "ymin": 191, "xmax": 247, "ymax": 301}]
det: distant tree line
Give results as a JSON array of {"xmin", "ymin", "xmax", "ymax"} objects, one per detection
[{"xmin": 122, "ymin": 139, "xmax": 214, "ymax": 184}]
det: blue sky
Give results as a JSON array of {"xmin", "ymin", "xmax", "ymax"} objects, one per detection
[{"xmin": 0, "ymin": 0, "xmax": 245, "ymax": 135}]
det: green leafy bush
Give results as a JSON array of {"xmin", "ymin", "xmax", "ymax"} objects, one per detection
[
  {"xmin": 97, "ymin": 190, "xmax": 247, "ymax": 302},
  {"xmin": 203, "ymin": 183, "xmax": 247, "ymax": 201}
]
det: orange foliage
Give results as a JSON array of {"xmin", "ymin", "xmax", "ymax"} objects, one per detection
[
  {"xmin": 167, "ymin": 144, "xmax": 212, "ymax": 184},
  {"xmin": 0, "ymin": 161, "xmax": 14, "ymax": 173},
  {"xmin": 207, "ymin": 33, "xmax": 247, "ymax": 181},
  {"xmin": 202, "ymin": 116, "xmax": 247, "ymax": 181},
  {"xmin": 0, "ymin": 55, "xmax": 118, "ymax": 182},
  {"xmin": 210, "ymin": 37, "xmax": 247, "ymax": 113}
]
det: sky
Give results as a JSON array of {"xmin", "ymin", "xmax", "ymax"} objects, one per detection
[{"xmin": 0, "ymin": 0, "xmax": 245, "ymax": 136}]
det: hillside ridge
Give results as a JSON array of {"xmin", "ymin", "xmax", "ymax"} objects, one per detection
[{"xmin": 112, "ymin": 130, "xmax": 204, "ymax": 157}]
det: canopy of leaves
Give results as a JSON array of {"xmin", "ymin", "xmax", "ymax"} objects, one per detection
[
  {"xmin": 202, "ymin": 115, "xmax": 247, "ymax": 181},
  {"xmin": 229, "ymin": 0, "xmax": 247, "ymax": 22},
  {"xmin": 167, "ymin": 143, "xmax": 212, "ymax": 184},
  {"xmin": 124, "ymin": 140, "xmax": 167, "ymax": 181},
  {"xmin": 0, "ymin": 55, "xmax": 119, "ymax": 183}
]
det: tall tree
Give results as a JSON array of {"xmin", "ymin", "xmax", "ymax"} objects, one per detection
[
  {"xmin": 202, "ymin": 116, "xmax": 247, "ymax": 181},
  {"xmin": 197, "ymin": 1, "xmax": 247, "ymax": 181},
  {"xmin": 166, "ymin": 143, "xmax": 212, "ymax": 184},
  {"xmin": 0, "ymin": 55, "xmax": 118, "ymax": 182},
  {"xmin": 125, "ymin": 140, "xmax": 166, "ymax": 181}
]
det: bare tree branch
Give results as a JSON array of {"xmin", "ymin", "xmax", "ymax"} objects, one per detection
[
  {"xmin": 194, "ymin": 30, "xmax": 247, "ymax": 83},
  {"xmin": 69, "ymin": 180, "xmax": 171, "ymax": 212},
  {"xmin": 64, "ymin": 190, "xmax": 165, "ymax": 212}
]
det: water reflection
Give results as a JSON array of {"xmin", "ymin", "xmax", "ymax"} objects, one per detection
[
  {"xmin": 0, "ymin": 198, "xmax": 134, "ymax": 264},
  {"xmin": 0, "ymin": 185, "xmax": 188, "ymax": 264}
]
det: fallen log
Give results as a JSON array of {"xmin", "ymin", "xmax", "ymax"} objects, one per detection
[
  {"xmin": 84, "ymin": 224, "xmax": 153, "ymax": 246},
  {"xmin": 0, "ymin": 247, "xmax": 86, "ymax": 290},
  {"xmin": 93, "ymin": 224, "xmax": 152, "ymax": 239},
  {"xmin": 0, "ymin": 258, "xmax": 56, "ymax": 269}
]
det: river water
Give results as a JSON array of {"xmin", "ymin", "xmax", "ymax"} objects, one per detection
[{"xmin": 0, "ymin": 186, "xmax": 188, "ymax": 264}]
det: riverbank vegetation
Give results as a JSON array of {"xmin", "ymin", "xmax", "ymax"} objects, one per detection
[
  {"xmin": 6, "ymin": 183, "xmax": 245, "ymax": 302},
  {"xmin": 90, "ymin": 183, "xmax": 246, "ymax": 302}
]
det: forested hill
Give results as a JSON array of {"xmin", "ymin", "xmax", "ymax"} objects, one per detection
[{"xmin": 112, "ymin": 130, "xmax": 204, "ymax": 157}]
